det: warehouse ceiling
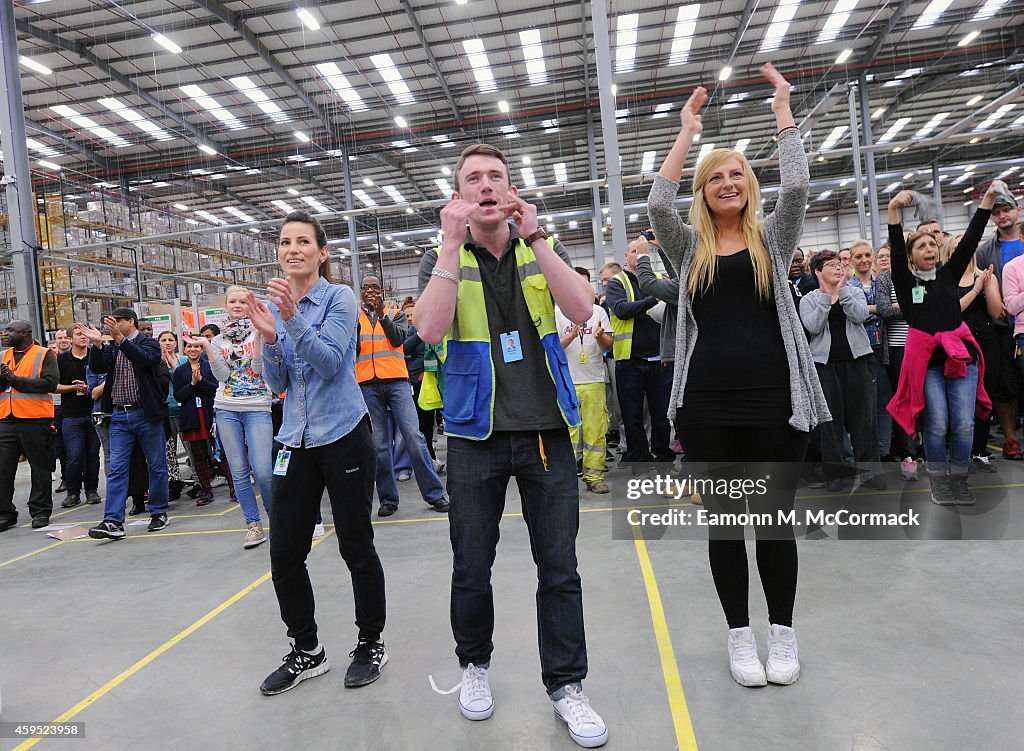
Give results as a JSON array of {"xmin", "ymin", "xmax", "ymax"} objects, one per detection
[{"xmin": 10, "ymin": 0, "xmax": 1024, "ymax": 261}]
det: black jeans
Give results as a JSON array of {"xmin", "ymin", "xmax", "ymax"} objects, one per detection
[
  {"xmin": 972, "ymin": 335, "xmax": 1000, "ymax": 455},
  {"xmin": 51, "ymin": 405, "xmax": 65, "ymax": 478},
  {"xmin": 411, "ymin": 379, "xmax": 436, "ymax": 460},
  {"xmin": 816, "ymin": 356, "xmax": 881, "ymax": 479},
  {"xmin": 269, "ymin": 416, "xmax": 384, "ymax": 651},
  {"xmin": 677, "ymin": 420, "xmax": 808, "ymax": 629},
  {"xmin": 615, "ymin": 359, "xmax": 674, "ymax": 468},
  {"xmin": 447, "ymin": 429, "xmax": 587, "ymax": 693},
  {"xmin": 0, "ymin": 420, "xmax": 54, "ymax": 521}
]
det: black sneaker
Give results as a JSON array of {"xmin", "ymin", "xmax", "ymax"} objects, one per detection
[
  {"xmin": 89, "ymin": 520, "xmax": 126, "ymax": 539},
  {"xmin": 951, "ymin": 476, "xmax": 976, "ymax": 506},
  {"xmin": 260, "ymin": 644, "xmax": 330, "ymax": 696},
  {"xmin": 31, "ymin": 516, "xmax": 50, "ymax": 529},
  {"xmin": 128, "ymin": 499, "xmax": 147, "ymax": 516},
  {"xmin": 344, "ymin": 639, "xmax": 388, "ymax": 688},
  {"xmin": 148, "ymin": 513, "xmax": 168, "ymax": 532},
  {"xmin": 61, "ymin": 493, "xmax": 81, "ymax": 508},
  {"xmin": 377, "ymin": 503, "xmax": 397, "ymax": 517},
  {"xmin": 0, "ymin": 516, "xmax": 17, "ymax": 533},
  {"xmin": 428, "ymin": 497, "xmax": 450, "ymax": 513},
  {"xmin": 86, "ymin": 491, "xmax": 102, "ymax": 505}
]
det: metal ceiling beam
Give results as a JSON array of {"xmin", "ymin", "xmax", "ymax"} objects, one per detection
[
  {"xmin": 366, "ymin": 150, "xmax": 433, "ymax": 205},
  {"xmin": 724, "ymin": 0, "xmax": 761, "ymax": 64},
  {"xmin": 172, "ymin": 177, "xmax": 272, "ymax": 219},
  {"xmin": 24, "ymin": 121, "xmax": 111, "ymax": 171},
  {"xmin": 398, "ymin": 0, "xmax": 462, "ymax": 123},
  {"xmin": 862, "ymin": 0, "xmax": 913, "ymax": 64}
]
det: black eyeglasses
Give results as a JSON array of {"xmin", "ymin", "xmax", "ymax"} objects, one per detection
[{"xmin": 361, "ymin": 284, "xmax": 382, "ymax": 291}]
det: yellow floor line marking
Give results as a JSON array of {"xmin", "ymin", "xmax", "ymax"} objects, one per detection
[
  {"xmin": 0, "ymin": 541, "xmax": 65, "ymax": 568},
  {"xmin": 632, "ymin": 526, "xmax": 699, "ymax": 751},
  {"xmin": 11, "ymin": 529, "xmax": 337, "ymax": 751}
]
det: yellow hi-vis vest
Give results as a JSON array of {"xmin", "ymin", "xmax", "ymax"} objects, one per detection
[
  {"xmin": 441, "ymin": 237, "xmax": 581, "ymax": 440},
  {"xmin": 609, "ymin": 270, "xmax": 641, "ymax": 360}
]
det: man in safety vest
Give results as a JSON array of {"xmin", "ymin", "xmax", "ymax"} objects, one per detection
[
  {"xmin": 0, "ymin": 320, "xmax": 59, "ymax": 532},
  {"xmin": 604, "ymin": 236, "xmax": 675, "ymax": 477},
  {"xmin": 355, "ymin": 275, "xmax": 447, "ymax": 517},
  {"xmin": 415, "ymin": 143, "xmax": 608, "ymax": 748}
]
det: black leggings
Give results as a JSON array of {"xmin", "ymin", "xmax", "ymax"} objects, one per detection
[{"xmin": 676, "ymin": 418, "xmax": 808, "ymax": 630}]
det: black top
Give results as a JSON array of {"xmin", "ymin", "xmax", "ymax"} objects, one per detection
[
  {"xmin": 172, "ymin": 358, "xmax": 218, "ymax": 433},
  {"xmin": 57, "ymin": 351, "xmax": 94, "ymax": 418},
  {"xmin": 958, "ymin": 284, "xmax": 996, "ymax": 344},
  {"xmin": 682, "ymin": 249, "xmax": 791, "ymax": 426},
  {"xmin": 605, "ymin": 268, "xmax": 661, "ymax": 358},
  {"xmin": 88, "ymin": 333, "xmax": 169, "ymax": 421},
  {"xmin": 827, "ymin": 303, "xmax": 854, "ymax": 361}
]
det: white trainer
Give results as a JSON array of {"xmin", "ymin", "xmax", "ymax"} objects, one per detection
[
  {"xmin": 900, "ymin": 457, "xmax": 919, "ymax": 481},
  {"xmin": 552, "ymin": 683, "xmax": 608, "ymax": 748},
  {"xmin": 312, "ymin": 523, "xmax": 326, "ymax": 539},
  {"xmin": 766, "ymin": 624, "xmax": 801, "ymax": 685},
  {"xmin": 728, "ymin": 627, "xmax": 767, "ymax": 687},
  {"xmin": 459, "ymin": 663, "xmax": 494, "ymax": 721}
]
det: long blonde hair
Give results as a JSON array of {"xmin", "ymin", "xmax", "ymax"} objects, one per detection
[
  {"xmin": 941, "ymin": 234, "xmax": 976, "ymax": 276},
  {"xmin": 688, "ymin": 149, "xmax": 772, "ymax": 300}
]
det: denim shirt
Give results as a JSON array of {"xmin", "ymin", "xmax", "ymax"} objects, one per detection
[
  {"xmin": 261, "ymin": 276, "xmax": 367, "ymax": 448},
  {"xmin": 848, "ymin": 275, "xmax": 882, "ymax": 347}
]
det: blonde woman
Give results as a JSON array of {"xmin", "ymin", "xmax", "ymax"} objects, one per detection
[
  {"xmin": 943, "ymin": 234, "xmax": 1003, "ymax": 471},
  {"xmin": 158, "ymin": 331, "xmax": 186, "ymax": 500},
  {"xmin": 648, "ymin": 63, "xmax": 829, "ymax": 688},
  {"xmin": 189, "ymin": 285, "xmax": 274, "ymax": 548}
]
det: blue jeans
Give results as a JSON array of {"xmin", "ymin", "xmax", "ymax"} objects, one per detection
[
  {"xmin": 103, "ymin": 409, "xmax": 169, "ymax": 522},
  {"xmin": 390, "ymin": 409, "xmax": 413, "ymax": 478},
  {"xmin": 922, "ymin": 363, "xmax": 978, "ymax": 475},
  {"xmin": 62, "ymin": 415, "xmax": 100, "ymax": 494},
  {"xmin": 215, "ymin": 410, "xmax": 274, "ymax": 525},
  {"xmin": 361, "ymin": 380, "xmax": 443, "ymax": 507},
  {"xmin": 447, "ymin": 429, "xmax": 587, "ymax": 693}
]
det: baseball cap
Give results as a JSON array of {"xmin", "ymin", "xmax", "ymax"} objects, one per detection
[
  {"xmin": 109, "ymin": 307, "xmax": 139, "ymax": 323},
  {"xmin": 992, "ymin": 183, "xmax": 1019, "ymax": 209}
]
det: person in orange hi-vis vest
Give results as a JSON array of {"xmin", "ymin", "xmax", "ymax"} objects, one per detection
[
  {"xmin": 355, "ymin": 275, "xmax": 447, "ymax": 518},
  {"xmin": 0, "ymin": 320, "xmax": 59, "ymax": 532}
]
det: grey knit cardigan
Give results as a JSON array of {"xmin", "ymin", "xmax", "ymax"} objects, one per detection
[{"xmin": 646, "ymin": 128, "xmax": 831, "ymax": 432}]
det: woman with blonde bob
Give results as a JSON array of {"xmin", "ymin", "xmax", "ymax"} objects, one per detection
[{"xmin": 648, "ymin": 63, "xmax": 829, "ymax": 689}]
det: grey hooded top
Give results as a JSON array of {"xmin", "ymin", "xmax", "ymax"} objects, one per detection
[{"xmin": 646, "ymin": 127, "xmax": 831, "ymax": 432}]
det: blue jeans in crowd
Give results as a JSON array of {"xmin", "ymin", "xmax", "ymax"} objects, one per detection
[
  {"xmin": 215, "ymin": 410, "xmax": 274, "ymax": 525},
  {"xmin": 447, "ymin": 429, "xmax": 587, "ymax": 694},
  {"xmin": 390, "ymin": 409, "xmax": 413, "ymax": 479},
  {"xmin": 922, "ymin": 363, "xmax": 978, "ymax": 476},
  {"xmin": 62, "ymin": 415, "xmax": 100, "ymax": 494},
  {"xmin": 361, "ymin": 380, "xmax": 443, "ymax": 508},
  {"xmin": 103, "ymin": 408, "xmax": 168, "ymax": 522}
]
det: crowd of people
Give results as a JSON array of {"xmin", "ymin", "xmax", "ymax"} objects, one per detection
[{"xmin": 2, "ymin": 60, "xmax": 1024, "ymax": 749}]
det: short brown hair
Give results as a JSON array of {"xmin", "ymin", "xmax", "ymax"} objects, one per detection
[
  {"xmin": 454, "ymin": 144, "xmax": 509, "ymax": 191},
  {"xmin": 906, "ymin": 230, "xmax": 933, "ymax": 256}
]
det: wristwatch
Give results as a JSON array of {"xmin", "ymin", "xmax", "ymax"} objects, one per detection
[{"xmin": 524, "ymin": 227, "xmax": 548, "ymax": 245}]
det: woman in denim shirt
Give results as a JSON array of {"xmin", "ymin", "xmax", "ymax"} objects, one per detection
[
  {"xmin": 249, "ymin": 210, "xmax": 386, "ymax": 697},
  {"xmin": 847, "ymin": 240, "xmax": 892, "ymax": 461}
]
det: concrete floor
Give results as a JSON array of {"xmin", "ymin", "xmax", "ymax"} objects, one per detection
[{"xmin": 1, "ymin": 439, "xmax": 1022, "ymax": 751}]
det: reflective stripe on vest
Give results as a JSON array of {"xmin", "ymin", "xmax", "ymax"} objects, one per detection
[
  {"xmin": 355, "ymin": 308, "xmax": 409, "ymax": 383},
  {"xmin": 441, "ymin": 237, "xmax": 580, "ymax": 440},
  {"xmin": 0, "ymin": 344, "xmax": 55, "ymax": 419},
  {"xmin": 608, "ymin": 270, "xmax": 637, "ymax": 360}
]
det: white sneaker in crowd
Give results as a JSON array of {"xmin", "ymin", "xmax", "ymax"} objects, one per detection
[
  {"xmin": 727, "ymin": 626, "xmax": 767, "ymax": 687},
  {"xmin": 244, "ymin": 522, "xmax": 267, "ymax": 549},
  {"xmin": 765, "ymin": 623, "xmax": 801, "ymax": 685},
  {"xmin": 312, "ymin": 523, "xmax": 326, "ymax": 539},
  {"xmin": 551, "ymin": 683, "xmax": 608, "ymax": 748},
  {"xmin": 459, "ymin": 663, "xmax": 494, "ymax": 721},
  {"xmin": 900, "ymin": 457, "xmax": 919, "ymax": 481}
]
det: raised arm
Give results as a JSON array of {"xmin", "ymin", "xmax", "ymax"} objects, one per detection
[
  {"xmin": 415, "ymin": 198, "xmax": 476, "ymax": 344},
  {"xmin": 635, "ymin": 250, "xmax": 680, "ymax": 304},
  {"xmin": 887, "ymin": 191, "xmax": 915, "ymax": 291},
  {"xmin": 760, "ymin": 64, "xmax": 808, "ymax": 258},
  {"xmin": 945, "ymin": 181, "xmax": 1005, "ymax": 280}
]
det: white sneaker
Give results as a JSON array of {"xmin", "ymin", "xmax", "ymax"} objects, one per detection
[
  {"xmin": 312, "ymin": 523, "xmax": 326, "ymax": 539},
  {"xmin": 459, "ymin": 663, "xmax": 494, "ymax": 721},
  {"xmin": 766, "ymin": 624, "xmax": 801, "ymax": 685},
  {"xmin": 900, "ymin": 457, "xmax": 919, "ymax": 481},
  {"xmin": 552, "ymin": 683, "xmax": 608, "ymax": 748},
  {"xmin": 243, "ymin": 522, "xmax": 267, "ymax": 549},
  {"xmin": 728, "ymin": 627, "xmax": 767, "ymax": 687}
]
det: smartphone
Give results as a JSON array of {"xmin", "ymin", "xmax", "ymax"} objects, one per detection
[{"xmin": 642, "ymin": 230, "xmax": 655, "ymax": 241}]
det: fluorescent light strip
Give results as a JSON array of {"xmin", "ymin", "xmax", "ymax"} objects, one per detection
[
  {"xmin": 97, "ymin": 98, "xmax": 173, "ymax": 141},
  {"xmin": 759, "ymin": 0, "xmax": 800, "ymax": 53},
  {"xmin": 652, "ymin": 103, "xmax": 672, "ymax": 119},
  {"xmin": 541, "ymin": 118, "xmax": 559, "ymax": 132},
  {"xmin": 315, "ymin": 62, "xmax": 368, "ymax": 113},
  {"xmin": 668, "ymin": 5, "xmax": 701, "ymax": 66},
  {"xmin": 51, "ymin": 104, "xmax": 130, "ymax": 147},
  {"xmin": 553, "ymin": 162, "xmax": 568, "ymax": 183},
  {"xmin": 973, "ymin": 0, "xmax": 1009, "ymax": 21},
  {"xmin": 913, "ymin": 112, "xmax": 950, "ymax": 139},
  {"xmin": 152, "ymin": 33, "xmax": 182, "ymax": 54},
  {"xmin": 432, "ymin": 134, "xmax": 456, "ymax": 148},
  {"xmin": 816, "ymin": 0, "xmax": 858, "ymax": 44},
  {"xmin": 975, "ymin": 103, "xmax": 1016, "ymax": 130},
  {"xmin": 695, "ymin": 142, "xmax": 715, "ymax": 164},
  {"xmin": 461, "ymin": 39, "xmax": 497, "ymax": 93},
  {"xmin": 958, "ymin": 30, "xmax": 981, "ymax": 47},
  {"xmin": 370, "ymin": 53, "xmax": 415, "ymax": 105},
  {"xmin": 916, "ymin": 0, "xmax": 953, "ymax": 28},
  {"xmin": 194, "ymin": 210, "xmax": 227, "ymax": 225},
  {"xmin": 501, "ymin": 125, "xmax": 519, "ymax": 139},
  {"xmin": 223, "ymin": 206, "xmax": 255, "ymax": 222},
  {"xmin": 301, "ymin": 196, "xmax": 331, "ymax": 213},
  {"xmin": 615, "ymin": 13, "xmax": 638, "ymax": 74},
  {"xmin": 885, "ymin": 182, "xmax": 900, "ymax": 192},
  {"xmin": 641, "ymin": 151, "xmax": 656, "ymax": 172},
  {"xmin": 733, "ymin": 138, "xmax": 751, "ymax": 155},
  {"xmin": 819, "ymin": 125, "xmax": 849, "ymax": 150},
  {"xmin": 519, "ymin": 29, "xmax": 548, "ymax": 86},
  {"xmin": 381, "ymin": 185, "xmax": 407, "ymax": 204},
  {"xmin": 230, "ymin": 76, "xmax": 290, "ymax": 123},
  {"xmin": 20, "ymin": 55, "xmax": 52, "ymax": 75},
  {"xmin": 434, "ymin": 178, "xmax": 454, "ymax": 196},
  {"xmin": 296, "ymin": 8, "xmax": 321, "ymax": 31},
  {"xmin": 352, "ymin": 189, "xmax": 377, "ymax": 207},
  {"xmin": 520, "ymin": 167, "xmax": 537, "ymax": 188},
  {"xmin": 817, "ymin": 189, "xmax": 833, "ymax": 200},
  {"xmin": 180, "ymin": 85, "xmax": 245, "ymax": 130},
  {"xmin": 877, "ymin": 117, "xmax": 911, "ymax": 143},
  {"xmin": 882, "ymin": 67, "xmax": 923, "ymax": 88},
  {"xmin": 25, "ymin": 138, "xmax": 59, "ymax": 158},
  {"xmin": 38, "ymin": 160, "xmax": 62, "ymax": 171}
]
